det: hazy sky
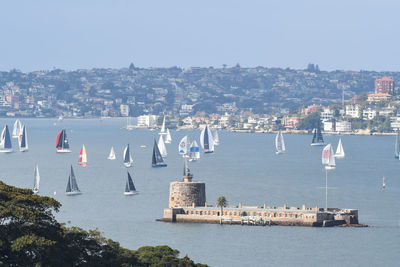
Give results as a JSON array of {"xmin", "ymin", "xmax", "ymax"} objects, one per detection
[{"xmin": 1, "ymin": 0, "xmax": 399, "ymax": 72}]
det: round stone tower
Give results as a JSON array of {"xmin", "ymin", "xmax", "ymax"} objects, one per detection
[{"xmin": 168, "ymin": 160, "xmax": 206, "ymax": 208}]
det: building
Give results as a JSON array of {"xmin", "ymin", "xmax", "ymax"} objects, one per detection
[
  {"xmin": 301, "ymin": 105, "xmax": 319, "ymax": 115},
  {"xmin": 363, "ymin": 107, "xmax": 376, "ymax": 120},
  {"xmin": 375, "ymin": 77, "xmax": 394, "ymax": 94},
  {"xmin": 345, "ymin": 105, "xmax": 360, "ymax": 118},
  {"xmin": 282, "ymin": 116, "xmax": 303, "ymax": 129},
  {"xmin": 120, "ymin": 104, "xmax": 130, "ymax": 117},
  {"xmin": 137, "ymin": 115, "xmax": 158, "ymax": 127},
  {"xmin": 367, "ymin": 93, "xmax": 392, "ymax": 103},
  {"xmin": 323, "ymin": 121, "xmax": 335, "ymax": 132},
  {"xmin": 320, "ymin": 108, "xmax": 334, "ymax": 122},
  {"xmin": 336, "ymin": 121, "xmax": 352, "ymax": 132}
]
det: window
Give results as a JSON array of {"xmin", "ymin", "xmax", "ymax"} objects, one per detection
[
  {"xmin": 200, "ymin": 211, "xmax": 203, "ymax": 215},
  {"xmin": 191, "ymin": 211, "xmax": 193, "ymax": 214},
  {"xmin": 186, "ymin": 211, "xmax": 189, "ymax": 214}
]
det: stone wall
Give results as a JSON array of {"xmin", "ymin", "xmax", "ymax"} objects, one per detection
[{"xmin": 169, "ymin": 181, "xmax": 206, "ymax": 208}]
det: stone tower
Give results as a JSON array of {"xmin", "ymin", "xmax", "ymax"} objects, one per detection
[{"xmin": 168, "ymin": 159, "xmax": 206, "ymax": 208}]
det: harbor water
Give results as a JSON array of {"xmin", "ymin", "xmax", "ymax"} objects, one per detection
[{"xmin": 1, "ymin": 118, "xmax": 399, "ymax": 266}]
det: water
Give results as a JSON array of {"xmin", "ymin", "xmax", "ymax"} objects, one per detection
[{"xmin": 1, "ymin": 118, "xmax": 399, "ymax": 266}]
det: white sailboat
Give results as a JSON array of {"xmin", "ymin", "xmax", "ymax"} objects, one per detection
[
  {"xmin": 18, "ymin": 125, "xmax": 28, "ymax": 152},
  {"xmin": 78, "ymin": 144, "xmax": 88, "ymax": 166},
  {"xmin": 108, "ymin": 146, "xmax": 116, "ymax": 160},
  {"xmin": 0, "ymin": 125, "xmax": 13, "ymax": 153},
  {"xmin": 33, "ymin": 164, "xmax": 40, "ymax": 194},
  {"xmin": 178, "ymin": 136, "xmax": 190, "ymax": 157},
  {"xmin": 213, "ymin": 129, "xmax": 220, "ymax": 146},
  {"xmin": 124, "ymin": 171, "xmax": 139, "ymax": 195},
  {"xmin": 158, "ymin": 135, "xmax": 168, "ymax": 158},
  {"xmin": 322, "ymin": 144, "xmax": 336, "ymax": 170},
  {"xmin": 189, "ymin": 140, "xmax": 200, "ymax": 161},
  {"xmin": 159, "ymin": 115, "xmax": 166, "ymax": 135},
  {"xmin": 200, "ymin": 125, "xmax": 214, "ymax": 153},
  {"xmin": 382, "ymin": 176, "xmax": 386, "ymax": 190},
  {"xmin": 12, "ymin": 119, "xmax": 22, "ymax": 138},
  {"xmin": 334, "ymin": 138, "xmax": 345, "ymax": 158},
  {"xmin": 123, "ymin": 144, "xmax": 133, "ymax": 167},
  {"xmin": 275, "ymin": 130, "xmax": 285, "ymax": 154},
  {"xmin": 65, "ymin": 165, "xmax": 81, "ymax": 195},
  {"xmin": 165, "ymin": 128, "xmax": 172, "ymax": 144}
]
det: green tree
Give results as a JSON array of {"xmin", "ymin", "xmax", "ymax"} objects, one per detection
[
  {"xmin": 216, "ymin": 196, "xmax": 227, "ymax": 217},
  {"xmin": 298, "ymin": 112, "xmax": 321, "ymax": 130}
]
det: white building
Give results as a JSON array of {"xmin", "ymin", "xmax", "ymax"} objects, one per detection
[
  {"xmin": 345, "ymin": 105, "xmax": 360, "ymax": 118},
  {"xmin": 320, "ymin": 108, "xmax": 334, "ymax": 122},
  {"xmin": 137, "ymin": 115, "xmax": 158, "ymax": 127},
  {"xmin": 323, "ymin": 121, "xmax": 335, "ymax": 131},
  {"xmin": 336, "ymin": 121, "xmax": 352, "ymax": 132},
  {"xmin": 120, "ymin": 104, "xmax": 130, "ymax": 117},
  {"xmin": 363, "ymin": 107, "xmax": 376, "ymax": 120}
]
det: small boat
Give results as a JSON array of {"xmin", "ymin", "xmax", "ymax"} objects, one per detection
[
  {"xmin": 189, "ymin": 140, "xmax": 200, "ymax": 161},
  {"xmin": 322, "ymin": 144, "xmax": 335, "ymax": 170},
  {"xmin": 78, "ymin": 145, "xmax": 88, "ymax": 166},
  {"xmin": 140, "ymin": 145, "xmax": 146, "ymax": 148},
  {"xmin": 213, "ymin": 129, "xmax": 220, "ymax": 146},
  {"xmin": 165, "ymin": 128, "xmax": 172, "ymax": 144},
  {"xmin": 382, "ymin": 176, "xmax": 386, "ymax": 190},
  {"xmin": 275, "ymin": 130, "xmax": 285, "ymax": 154},
  {"xmin": 200, "ymin": 125, "xmax": 214, "ymax": 153},
  {"xmin": 158, "ymin": 135, "xmax": 168, "ymax": 158},
  {"xmin": 395, "ymin": 130, "xmax": 399, "ymax": 158},
  {"xmin": 123, "ymin": 144, "xmax": 133, "ymax": 167},
  {"xmin": 18, "ymin": 125, "xmax": 28, "ymax": 152},
  {"xmin": 108, "ymin": 146, "xmax": 116, "ymax": 160},
  {"xmin": 0, "ymin": 125, "xmax": 13, "ymax": 153},
  {"xmin": 124, "ymin": 171, "xmax": 139, "ymax": 195},
  {"xmin": 56, "ymin": 129, "xmax": 71, "ymax": 153},
  {"xmin": 311, "ymin": 124, "xmax": 324, "ymax": 146},
  {"xmin": 152, "ymin": 139, "xmax": 167, "ymax": 167},
  {"xmin": 159, "ymin": 115, "xmax": 166, "ymax": 135},
  {"xmin": 33, "ymin": 164, "xmax": 40, "ymax": 194},
  {"xmin": 12, "ymin": 119, "xmax": 22, "ymax": 138},
  {"xmin": 178, "ymin": 136, "xmax": 189, "ymax": 157},
  {"xmin": 65, "ymin": 165, "xmax": 81, "ymax": 195},
  {"xmin": 334, "ymin": 138, "xmax": 345, "ymax": 158}
]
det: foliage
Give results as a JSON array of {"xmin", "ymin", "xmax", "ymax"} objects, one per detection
[
  {"xmin": 0, "ymin": 181, "xmax": 207, "ymax": 267},
  {"xmin": 297, "ymin": 112, "xmax": 321, "ymax": 130}
]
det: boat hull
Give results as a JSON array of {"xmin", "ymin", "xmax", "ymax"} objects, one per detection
[
  {"xmin": 334, "ymin": 154, "xmax": 344, "ymax": 158},
  {"xmin": 57, "ymin": 149, "xmax": 71, "ymax": 153},
  {"xmin": 78, "ymin": 163, "xmax": 87, "ymax": 166},
  {"xmin": 152, "ymin": 164, "xmax": 167, "ymax": 167},
  {"xmin": 124, "ymin": 191, "xmax": 139, "ymax": 195},
  {"xmin": 107, "ymin": 157, "xmax": 116, "ymax": 160},
  {"xmin": 124, "ymin": 162, "xmax": 132, "ymax": 168},
  {"xmin": 0, "ymin": 149, "xmax": 13, "ymax": 153},
  {"xmin": 20, "ymin": 148, "xmax": 28, "ymax": 152},
  {"xmin": 325, "ymin": 165, "xmax": 336, "ymax": 170},
  {"xmin": 311, "ymin": 143, "xmax": 324, "ymax": 146},
  {"xmin": 65, "ymin": 191, "xmax": 82, "ymax": 196},
  {"xmin": 203, "ymin": 150, "xmax": 214, "ymax": 153},
  {"xmin": 275, "ymin": 151, "xmax": 285, "ymax": 154},
  {"xmin": 33, "ymin": 189, "xmax": 39, "ymax": 194}
]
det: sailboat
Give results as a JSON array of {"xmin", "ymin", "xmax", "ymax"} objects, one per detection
[
  {"xmin": 18, "ymin": 125, "xmax": 28, "ymax": 152},
  {"xmin": 0, "ymin": 125, "xmax": 13, "ymax": 153},
  {"xmin": 124, "ymin": 171, "xmax": 139, "ymax": 195},
  {"xmin": 395, "ymin": 130, "xmax": 399, "ymax": 158},
  {"xmin": 108, "ymin": 146, "xmax": 116, "ymax": 160},
  {"xmin": 158, "ymin": 135, "xmax": 168, "ymax": 158},
  {"xmin": 213, "ymin": 129, "xmax": 220, "ymax": 146},
  {"xmin": 165, "ymin": 128, "xmax": 172, "ymax": 144},
  {"xmin": 275, "ymin": 130, "xmax": 285, "ymax": 154},
  {"xmin": 56, "ymin": 129, "xmax": 71, "ymax": 153},
  {"xmin": 152, "ymin": 139, "xmax": 167, "ymax": 167},
  {"xmin": 12, "ymin": 119, "xmax": 22, "ymax": 138},
  {"xmin": 33, "ymin": 164, "xmax": 40, "ymax": 194},
  {"xmin": 200, "ymin": 125, "xmax": 214, "ymax": 153},
  {"xmin": 189, "ymin": 140, "xmax": 200, "ymax": 161},
  {"xmin": 382, "ymin": 176, "xmax": 386, "ymax": 190},
  {"xmin": 178, "ymin": 136, "xmax": 189, "ymax": 157},
  {"xmin": 159, "ymin": 115, "xmax": 166, "ymax": 135},
  {"xmin": 334, "ymin": 138, "xmax": 345, "ymax": 158},
  {"xmin": 78, "ymin": 145, "xmax": 88, "ymax": 166},
  {"xmin": 123, "ymin": 144, "xmax": 133, "ymax": 167},
  {"xmin": 322, "ymin": 144, "xmax": 336, "ymax": 170},
  {"xmin": 311, "ymin": 124, "xmax": 324, "ymax": 146},
  {"xmin": 65, "ymin": 165, "xmax": 81, "ymax": 195}
]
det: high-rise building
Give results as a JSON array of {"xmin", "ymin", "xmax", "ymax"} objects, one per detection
[{"xmin": 375, "ymin": 77, "xmax": 394, "ymax": 95}]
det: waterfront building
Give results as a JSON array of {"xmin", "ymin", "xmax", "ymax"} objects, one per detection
[
  {"xmin": 137, "ymin": 115, "xmax": 158, "ymax": 127},
  {"xmin": 336, "ymin": 121, "xmax": 352, "ymax": 132},
  {"xmin": 320, "ymin": 108, "xmax": 334, "ymax": 122},
  {"xmin": 323, "ymin": 121, "xmax": 335, "ymax": 132},
  {"xmin": 375, "ymin": 77, "xmax": 394, "ymax": 94},
  {"xmin": 363, "ymin": 107, "xmax": 377, "ymax": 120},
  {"xmin": 120, "ymin": 104, "xmax": 130, "ymax": 117},
  {"xmin": 345, "ymin": 105, "xmax": 361, "ymax": 118},
  {"xmin": 367, "ymin": 93, "xmax": 392, "ymax": 103}
]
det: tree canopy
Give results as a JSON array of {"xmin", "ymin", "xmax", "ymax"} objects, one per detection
[
  {"xmin": 298, "ymin": 112, "xmax": 321, "ymax": 130},
  {"xmin": 0, "ymin": 181, "xmax": 207, "ymax": 267}
]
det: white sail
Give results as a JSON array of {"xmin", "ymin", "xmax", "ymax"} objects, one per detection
[
  {"xmin": 33, "ymin": 164, "xmax": 40, "ymax": 194},
  {"xmin": 159, "ymin": 115, "xmax": 166, "ymax": 135},
  {"xmin": 0, "ymin": 125, "xmax": 12, "ymax": 153},
  {"xmin": 213, "ymin": 130, "xmax": 220, "ymax": 145},
  {"xmin": 108, "ymin": 146, "xmax": 116, "ymax": 160},
  {"xmin": 78, "ymin": 145, "xmax": 88, "ymax": 166},
  {"xmin": 322, "ymin": 144, "xmax": 335, "ymax": 169},
  {"xmin": 200, "ymin": 125, "xmax": 214, "ymax": 153},
  {"xmin": 123, "ymin": 144, "xmax": 133, "ymax": 167},
  {"xmin": 178, "ymin": 136, "xmax": 189, "ymax": 156},
  {"xmin": 334, "ymin": 138, "xmax": 345, "ymax": 158},
  {"xmin": 158, "ymin": 135, "xmax": 168, "ymax": 158},
  {"xmin": 275, "ymin": 131, "xmax": 285, "ymax": 154},
  {"xmin": 19, "ymin": 125, "xmax": 28, "ymax": 152},
  {"xmin": 165, "ymin": 128, "xmax": 172, "ymax": 144},
  {"xmin": 12, "ymin": 119, "xmax": 22, "ymax": 138},
  {"xmin": 189, "ymin": 140, "xmax": 200, "ymax": 161}
]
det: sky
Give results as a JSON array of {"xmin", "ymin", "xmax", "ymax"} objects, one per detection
[{"xmin": 0, "ymin": 0, "xmax": 399, "ymax": 72}]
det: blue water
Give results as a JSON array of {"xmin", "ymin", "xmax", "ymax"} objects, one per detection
[{"xmin": 1, "ymin": 118, "xmax": 399, "ymax": 266}]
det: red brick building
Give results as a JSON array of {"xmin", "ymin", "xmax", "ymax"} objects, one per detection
[{"xmin": 375, "ymin": 77, "xmax": 394, "ymax": 95}]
